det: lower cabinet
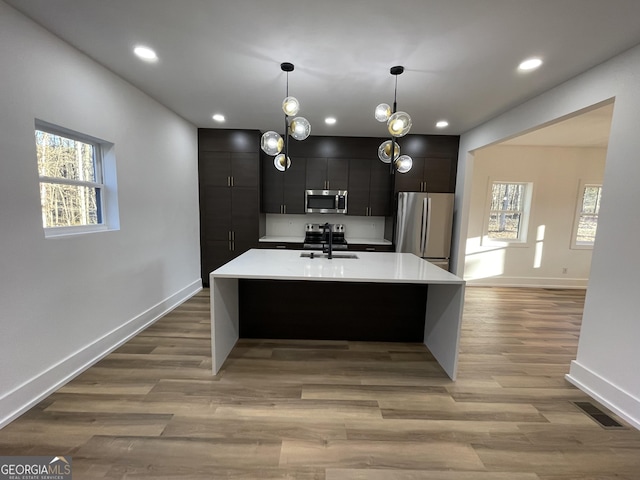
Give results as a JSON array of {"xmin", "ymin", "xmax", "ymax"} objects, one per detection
[
  {"xmin": 348, "ymin": 243, "xmax": 394, "ymax": 252},
  {"xmin": 257, "ymin": 242, "xmax": 304, "ymax": 250},
  {"xmin": 200, "ymin": 186, "xmax": 260, "ymax": 285}
]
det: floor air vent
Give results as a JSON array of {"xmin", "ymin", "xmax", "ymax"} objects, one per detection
[{"xmin": 573, "ymin": 401, "xmax": 626, "ymax": 429}]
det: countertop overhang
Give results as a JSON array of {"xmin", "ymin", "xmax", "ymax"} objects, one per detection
[{"xmin": 212, "ymin": 248, "xmax": 464, "ymax": 285}]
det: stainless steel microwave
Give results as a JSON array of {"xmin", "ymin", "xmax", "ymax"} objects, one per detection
[{"xmin": 305, "ymin": 190, "xmax": 347, "ymax": 214}]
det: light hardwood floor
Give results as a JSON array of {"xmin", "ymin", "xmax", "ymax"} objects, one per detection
[{"xmin": 2, "ymin": 287, "xmax": 640, "ymax": 479}]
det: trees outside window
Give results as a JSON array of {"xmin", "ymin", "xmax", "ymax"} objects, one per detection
[
  {"xmin": 34, "ymin": 121, "xmax": 117, "ymax": 237},
  {"xmin": 487, "ymin": 182, "xmax": 529, "ymax": 241},
  {"xmin": 36, "ymin": 128, "xmax": 103, "ymax": 228},
  {"xmin": 573, "ymin": 184, "xmax": 602, "ymax": 248}
]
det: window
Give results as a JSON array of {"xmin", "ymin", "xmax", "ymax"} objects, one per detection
[
  {"xmin": 487, "ymin": 182, "xmax": 530, "ymax": 242},
  {"xmin": 35, "ymin": 121, "xmax": 116, "ymax": 236},
  {"xmin": 573, "ymin": 184, "xmax": 602, "ymax": 248}
]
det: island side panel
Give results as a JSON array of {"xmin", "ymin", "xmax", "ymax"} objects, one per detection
[
  {"xmin": 423, "ymin": 282, "xmax": 465, "ymax": 380},
  {"xmin": 210, "ymin": 276, "xmax": 240, "ymax": 374},
  {"xmin": 238, "ymin": 279, "xmax": 427, "ymax": 342}
]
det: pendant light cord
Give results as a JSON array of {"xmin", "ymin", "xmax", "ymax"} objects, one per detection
[
  {"xmin": 393, "ymin": 76, "xmax": 398, "ymax": 113},
  {"xmin": 390, "ymin": 74, "xmax": 399, "ymax": 175},
  {"xmin": 284, "ymin": 71, "xmax": 289, "ymax": 173}
]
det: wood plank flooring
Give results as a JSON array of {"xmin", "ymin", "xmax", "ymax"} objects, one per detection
[{"xmin": 2, "ymin": 287, "xmax": 640, "ymax": 479}]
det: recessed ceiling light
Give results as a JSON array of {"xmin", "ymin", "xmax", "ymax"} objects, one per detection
[
  {"xmin": 436, "ymin": 120, "xmax": 449, "ymax": 128},
  {"xmin": 518, "ymin": 57, "xmax": 542, "ymax": 72},
  {"xmin": 325, "ymin": 117, "xmax": 337, "ymax": 125},
  {"xmin": 133, "ymin": 45, "xmax": 158, "ymax": 62},
  {"xmin": 212, "ymin": 114, "xmax": 225, "ymax": 122}
]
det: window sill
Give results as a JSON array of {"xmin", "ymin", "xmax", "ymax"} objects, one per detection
[
  {"xmin": 44, "ymin": 225, "xmax": 115, "ymax": 238},
  {"xmin": 570, "ymin": 243, "xmax": 595, "ymax": 250},
  {"xmin": 481, "ymin": 236, "xmax": 529, "ymax": 248}
]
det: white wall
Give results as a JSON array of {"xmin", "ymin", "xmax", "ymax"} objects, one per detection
[
  {"xmin": 454, "ymin": 44, "xmax": 640, "ymax": 429},
  {"xmin": 0, "ymin": 2, "xmax": 201, "ymax": 427},
  {"xmin": 465, "ymin": 145, "xmax": 605, "ymax": 287}
]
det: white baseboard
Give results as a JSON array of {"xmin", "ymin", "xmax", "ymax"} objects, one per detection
[
  {"xmin": 566, "ymin": 360, "xmax": 640, "ymax": 431},
  {"xmin": 0, "ymin": 279, "xmax": 202, "ymax": 429},
  {"xmin": 465, "ymin": 275, "xmax": 588, "ymax": 289}
]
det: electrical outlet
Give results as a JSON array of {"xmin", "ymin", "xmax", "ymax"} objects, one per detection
[{"xmin": 562, "ymin": 267, "xmax": 568, "ymax": 274}]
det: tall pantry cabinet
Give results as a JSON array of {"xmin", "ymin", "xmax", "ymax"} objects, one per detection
[{"xmin": 198, "ymin": 129, "xmax": 261, "ymax": 286}]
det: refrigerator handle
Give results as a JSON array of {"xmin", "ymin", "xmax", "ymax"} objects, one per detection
[
  {"xmin": 420, "ymin": 197, "xmax": 429, "ymax": 255},
  {"xmin": 424, "ymin": 197, "xmax": 432, "ymax": 257}
]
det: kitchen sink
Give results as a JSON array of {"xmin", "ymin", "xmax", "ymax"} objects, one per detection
[{"xmin": 300, "ymin": 252, "xmax": 358, "ymax": 259}]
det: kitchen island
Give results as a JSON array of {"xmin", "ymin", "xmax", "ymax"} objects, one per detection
[{"xmin": 210, "ymin": 249, "xmax": 465, "ymax": 379}]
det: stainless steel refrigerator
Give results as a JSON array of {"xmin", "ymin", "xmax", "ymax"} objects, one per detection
[{"xmin": 395, "ymin": 192, "xmax": 454, "ymax": 270}]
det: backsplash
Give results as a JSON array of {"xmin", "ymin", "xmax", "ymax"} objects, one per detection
[{"xmin": 265, "ymin": 214, "xmax": 386, "ymax": 240}]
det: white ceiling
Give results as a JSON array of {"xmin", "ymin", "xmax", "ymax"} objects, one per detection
[{"xmin": 5, "ymin": 0, "xmax": 640, "ymax": 141}]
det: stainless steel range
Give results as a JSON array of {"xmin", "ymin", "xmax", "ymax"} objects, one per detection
[{"xmin": 303, "ymin": 223, "xmax": 348, "ymax": 250}]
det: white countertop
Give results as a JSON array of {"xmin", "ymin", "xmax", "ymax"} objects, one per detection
[
  {"xmin": 258, "ymin": 235, "xmax": 392, "ymax": 245},
  {"xmin": 347, "ymin": 237, "xmax": 392, "ymax": 246},
  {"xmin": 258, "ymin": 235, "xmax": 304, "ymax": 243},
  {"xmin": 212, "ymin": 248, "xmax": 463, "ymax": 284}
]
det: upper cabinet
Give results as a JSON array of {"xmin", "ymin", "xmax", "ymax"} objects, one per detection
[
  {"xmin": 394, "ymin": 156, "xmax": 456, "ymax": 193},
  {"xmin": 261, "ymin": 154, "xmax": 306, "ymax": 214},
  {"xmin": 200, "ymin": 151, "xmax": 259, "ymax": 188},
  {"xmin": 259, "ymin": 134, "xmax": 459, "ymax": 215},
  {"xmin": 393, "ymin": 135, "xmax": 459, "ymax": 193},
  {"xmin": 347, "ymin": 158, "xmax": 392, "ymax": 216},
  {"xmin": 305, "ymin": 157, "xmax": 348, "ymax": 190}
]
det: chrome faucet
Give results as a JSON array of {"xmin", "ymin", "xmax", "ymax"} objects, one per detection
[{"xmin": 322, "ymin": 222, "xmax": 333, "ymax": 259}]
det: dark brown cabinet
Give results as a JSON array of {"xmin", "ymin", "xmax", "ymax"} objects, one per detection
[
  {"xmin": 256, "ymin": 242, "xmax": 304, "ymax": 250},
  {"xmin": 394, "ymin": 156, "xmax": 456, "ymax": 193},
  {"xmin": 305, "ymin": 157, "xmax": 348, "ymax": 190},
  {"xmin": 261, "ymin": 154, "xmax": 306, "ymax": 214},
  {"xmin": 199, "ymin": 130, "xmax": 261, "ymax": 286},
  {"xmin": 348, "ymin": 243, "xmax": 394, "ymax": 252},
  {"xmin": 347, "ymin": 158, "xmax": 392, "ymax": 216},
  {"xmin": 392, "ymin": 136, "xmax": 459, "ymax": 193}
]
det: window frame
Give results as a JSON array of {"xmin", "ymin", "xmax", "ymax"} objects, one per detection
[
  {"xmin": 571, "ymin": 181, "xmax": 602, "ymax": 250},
  {"xmin": 35, "ymin": 120, "xmax": 113, "ymax": 238},
  {"xmin": 482, "ymin": 180, "xmax": 533, "ymax": 246}
]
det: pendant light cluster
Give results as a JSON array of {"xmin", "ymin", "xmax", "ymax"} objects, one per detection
[
  {"xmin": 260, "ymin": 62, "xmax": 311, "ymax": 171},
  {"xmin": 375, "ymin": 66, "xmax": 413, "ymax": 173}
]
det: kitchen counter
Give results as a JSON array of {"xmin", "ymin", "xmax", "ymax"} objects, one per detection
[
  {"xmin": 210, "ymin": 249, "xmax": 465, "ymax": 379},
  {"xmin": 346, "ymin": 237, "xmax": 392, "ymax": 246},
  {"xmin": 258, "ymin": 235, "xmax": 304, "ymax": 243},
  {"xmin": 213, "ymin": 249, "xmax": 459, "ymax": 283}
]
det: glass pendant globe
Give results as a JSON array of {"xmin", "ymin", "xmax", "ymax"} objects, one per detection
[
  {"xmin": 377, "ymin": 140, "xmax": 400, "ymax": 163},
  {"xmin": 260, "ymin": 131, "xmax": 283, "ymax": 156},
  {"xmin": 289, "ymin": 117, "xmax": 311, "ymax": 140},
  {"xmin": 282, "ymin": 96, "xmax": 300, "ymax": 116},
  {"xmin": 395, "ymin": 155, "xmax": 413, "ymax": 173},
  {"xmin": 375, "ymin": 103, "xmax": 391, "ymax": 122},
  {"xmin": 387, "ymin": 111, "xmax": 412, "ymax": 137},
  {"xmin": 274, "ymin": 154, "xmax": 291, "ymax": 172}
]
